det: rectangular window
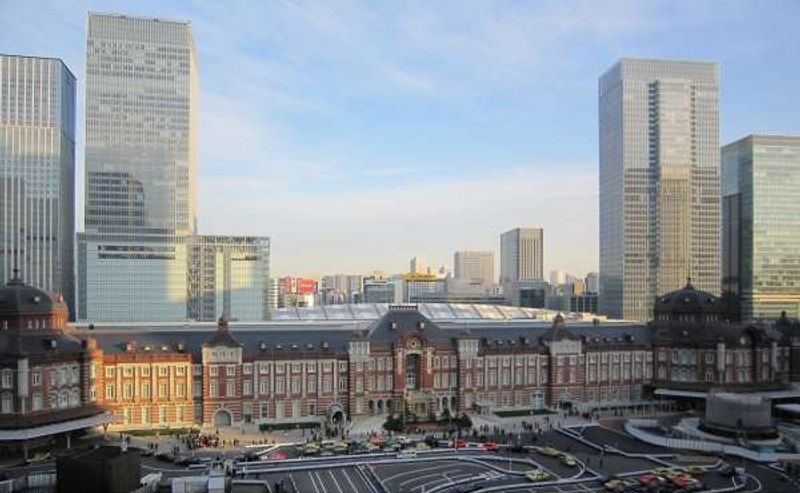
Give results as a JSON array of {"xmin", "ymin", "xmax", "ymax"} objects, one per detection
[
  {"xmin": 160, "ymin": 406, "xmax": 167, "ymax": 423},
  {"xmin": 124, "ymin": 366, "xmax": 134, "ymax": 377},
  {"xmin": 105, "ymin": 367, "xmax": 115, "ymax": 378},
  {"xmin": 158, "ymin": 366, "xmax": 168, "ymax": 377},
  {"xmin": 210, "ymin": 381, "xmax": 218, "ymax": 397},
  {"xmin": 292, "ymin": 363, "xmax": 301, "ymax": 373},
  {"xmin": 32, "ymin": 393, "xmax": 43, "ymax": 411},
  {"xmin": 243, "ymin": 364, "xmax": 252, "ymax": 375},
  {"xmin": 176, "ymin": 383, "xmax": 186, "ymax": 398},
  {"xmin": 276, "ymin": 363, "xmax": 285, "ymax": 374},
  {"xmin": 176, "ymin": 366, "xmax": 186, "ymax": 376},
  {"xmin": 105, "ymin": 384, "xmax": 115, "ymax": 399},
  {"xmin": 159, "ymin": 383, "xmax": 168, "ymax": 399},
  {"xmin": 291, "ymin": 376, "xmax": 301, "ymax": 394},
  {"xmin": 226, "ymin": 365, "xmax": 236, "ymax": 376},
  {"xmin": 259, "ymin": 363, "xmax": 269, "ymax": 374},
  {"xmin": 261, "ymin": 403, "xmax": 269, "ymax": 418},
  {"xmin": 259, "ymin": 381, "xmax": 268, "ymax": 395},
  {"xmin": 142, "ymin": 407, "xmax": 150, "ymax": 424},
  {"xmin": 123, "ymin": 383, "xmax": 133, "ymax": 399},
  {"xmin": 176, "ymin": 405, "xmax": 184, "ymax": 422},
  {"xmin": 90, "ymin": 386, "xmax": 97, "ymax": 402},
  {"xmin": 308, "ymin": 378, "xmax": 317, "ymax": 393},
  {"xmin": 32, "ymin": 370, "xmax": 42, "ymax": 386},
  {"xmin": 210, "ymin": 366, "xmax": 218, "ymax": 377},
  {"xmin": 243, "ymin": 381, "xmax": 252, "ymax": 395},
  {"xmin": 276, "ymin": 378, "xmax": 284, "ymax": 394},
  {"xmin": 141, "ymin": 366, "xmax": 150, "ymax": 377},
  {"xmin": 226, "ymin": 380, "xmax": 235, "ymax": 397}
]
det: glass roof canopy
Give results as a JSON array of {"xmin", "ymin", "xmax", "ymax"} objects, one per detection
[{"xmin": 271, "ymin": 303, "xmax": 579, "ymax": 321}]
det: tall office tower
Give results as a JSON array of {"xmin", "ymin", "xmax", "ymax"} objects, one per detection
[
  {"xmin": 0, "ymin": 55, "xmax": 76, "ymax": 314},
  {"xmin": 78, "ymin": 13, "xmax": 199, "ymax": 321},
  {"xmin": 723, "ymin": 135, "xmax": 800, "ymax": 320},
  {"xmin": 500, "ymin": 227, "xmax": 544, "ymax": 285},
  {"xmin": 599, "ymin": 59, "xmax": 720, "ymax": 321},
  {"xmin": 453, "ymin": 251, "xmax": 494, "ymax": 285},
  {"xmin": 584, "ymin": 272, "xmax": 599, "ymax": 294},
  {"xmin": 267, "ymin": 277, "xmax": 279, "ymax": 313},
  {"xmin": 186, "ymin": 236, "xmax": 270, "ymax": 321},
  {"xmin": 84, "ymin": 13, "xmax": 198, "ymax": 235},
  {"xmin": 409, "ymin": 257, "xmax": 426, "ymax": 275}
]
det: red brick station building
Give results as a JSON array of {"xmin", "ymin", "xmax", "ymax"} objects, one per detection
[{"xmin": 2, "ymin": 274, "xmax": 800, "ymax": 456}]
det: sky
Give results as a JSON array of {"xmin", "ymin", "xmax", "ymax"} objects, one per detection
[{"xmin": 2, "ymin": 1, "xmax": 799, "ymax": 278}]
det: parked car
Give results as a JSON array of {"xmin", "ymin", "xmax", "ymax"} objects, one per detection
[
  {"xmin": 537, "ymin": 446, "xmax": 560, "ymax": 457},
  {"xmin": 155, "ymin": 452, "xmax": 175, "ymax": 463},
  {"xmin": 482, "ymin": 442, "xmax": 501, "ymax": 452},
  {"xmin": 397, "ymin": 450, "xmax": 417, "ymax": 459},
  {"xmin": 558, "ymin": 453, "xmax": 577, "ymax": 467},
  {"xmin": 639, "ymin": 473, "xmax": 666, "ymax": 486},
  {"xmin": 525, "ymin": 468, "xmax": 552, "ymax": 482},
  {"xmin": 25, "ymin": 452, "xmax": 51, "ymax": 465}
]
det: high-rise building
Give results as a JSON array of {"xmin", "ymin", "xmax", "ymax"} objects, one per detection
[
  {"xmin": 723, "ymin": 135, "xmax": 800, "ymax": 320},
  {"xmin": 267, "ymin": 278, "xmax": 279, "ymax": 313},
  {"xmin": 453, "ymin": 251, "xmax": 494, "ymax": 285},
  {"xmin": 500, "ymin": 227, "xmax": 544, "ymax": 285},
  {"xmin": 84, "ymin": 13, "xmax": 198, "ymax": 235},
  {"xmin": 186, "ymin": 236, "xmax": 270, "ymax": 321},
  {"xmin": 549, "ymin": 270, "xmax": 568, "ymax": 287},
  {"xmin": 78, "ymin": 13, "xmax": 200, "ymax": 322},
  {"xmin": 409, "ymin": 257, "xmax": 426, "ymax": 275},
  {"xmin": 0, "ymin": 55, "xmax": 76, "ymax": 315},
  {"xmin": 584, "ymin": 272, "xmax": 599, "ymax": 294},
  {"xmin": 599, "ymin": 59, "xmax": 720, "ymax": 321}
]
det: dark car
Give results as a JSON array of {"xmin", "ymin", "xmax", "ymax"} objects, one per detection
[{"xmin": 155, "ymin": 452, "xmax": 176, "ymax": 463}]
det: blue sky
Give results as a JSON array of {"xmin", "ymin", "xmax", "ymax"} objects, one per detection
[{"xmin": 2, "ymin": 1, "xmax": 799, "ymax": 277}]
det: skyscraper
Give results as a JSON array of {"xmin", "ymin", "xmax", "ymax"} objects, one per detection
[
  {"xmin": 0, "ymin": 55, "xmax": 75, "ymax": 314},
  {"xmin": 84, "ymin": 13, "xmax": 198, "ymax": 235},
  {"xmin": 78, "ymin": 13, "xmax": 198, "ymax": 321},
  {"xmin": 409, "ymin": 257, "xmax": 426, "ymax": 275},
  {"xmin": 500, "ymin": 227, "xmax": 544, "ymax": 285},
  {"xmin": 723, "ymin": 135, "xmax": 800, "ymax": 320},
  {"xmin": 599, "ymin": 59, "xmax": 720, "ymax": 321},
  {"xmin": 453, "ymin": 251, "xmax": 494, "ymax": 285}
]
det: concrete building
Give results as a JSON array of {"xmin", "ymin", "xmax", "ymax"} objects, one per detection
[
  {"xmin": 599, "ymin": 59, "xmax": 720, "ymax": 321},
  {"xmin": 0, "ymin": 55, "xmax": 76, "ymax": 316},
  {"xmin": 267, "ymin": 278, "xmax": 279, "ymax": 314},
  {"xmin": 409, "ymin": 257, "xmax": 427, "ymax": 275},
  {"xmin": 585, "ymin": 272, "xmax": 599, "ymax": 294},
  {"xmin": 453, "ymin": 251, "xmax": 494, "ymax": 285},
  {"xmin": 723, "ymin": 135, "xmax": 800, "ymax": 320},
  {"xmin": 362, "ymin": 277, "xmax": 398, "ymax": 304},
  {"xmin": 500, "ymin": 227, "xmax": 544, "ymax": 285},
  {"xmin": 77, "ymin": 234, "xmax": 189, "ymax": 322},
  {"xmin": 186, "ymin": 236, "xmax": 270, "ymax": 322}
]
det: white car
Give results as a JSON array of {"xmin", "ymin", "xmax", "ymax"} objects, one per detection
[{"xmin": 397, "ymin": 450, "xmax": 417, "ymax": 459}]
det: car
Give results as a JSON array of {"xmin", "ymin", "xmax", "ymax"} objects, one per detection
[
  {"xmin": 684, "ymin": 466, "xmax": 705, "ymax": 475},
  {"xmin": 320, "ymin": 450, "xmax": 334, "ymax": 457},
  {"xmin": 509, "ymin": 443, "xmax": 525, "ymax": 453},
  {"xmin": 415, "ymin": 442, "xmax": 430, "ymax": 450},
  {"xmin": 639, "ymin": 473, "xmax": 666, "ymax": 486},
  {"xmin": 437, "ymin": 440, "xmax": 453, "ymax": 448},
  {"xmin": 718, "ymin": 463, "xmax": 734, "ymax": 477},
  {"xmin": 525, "ymin": 468, "xmax": 552, "ymax": 482},
  {"xmin": 396, "ymin": 450, "xmax": 417, "ymax": 459},
  {"xmin": 174, "ymin": 455, "xmax": 200, "ymax": 466},
  {"xmin": 302, "ymin": 443, "xmax": 320, "ymax": 456},
  {"xmin": 558, "ymin": 453, "xmax": 577, "ymax": 467},
  {"xmin": 537, "ymin": 446, "xmax": 560, "ymax": 457},
  {"xmin": 672, "ymin": 474, "xmax": 699, "ymax": 488},
  {"xmin": 453, "ymin": 439, "xmax": 467, "ymax": 448},
  {"xmin": 155, "ymin": 452, "xmax": 175, "ymax": 463},
  {"xmin": 603, "ymin": 479, "xmax": 625, "ymax": 492},
  {"xmin": 482, "ymin": 442, "xmax": 501, "ymax": 452},
  {"xmin": 652, "ymin": 467, "xmax": 683, "ymax": 479},
  {"xmin": 25, "ymin": 452, "xmax": 51, "ymax": 465},
  {"xmin": 396, "ymin": 435, "xmax": 409, "ymax": 445}
]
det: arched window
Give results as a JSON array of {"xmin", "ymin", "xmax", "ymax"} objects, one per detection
[
  {"xmin": 405, "ymin": 354, "xmax": 421, "ymax": 390},
  {"xmin": 69, "ymin": 388, "xmax": 80, "ymax": 407}
]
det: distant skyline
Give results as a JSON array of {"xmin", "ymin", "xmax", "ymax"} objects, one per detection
[{"xmin": 2, "ymin": 1, "xmax": 799, "ymax": 277}]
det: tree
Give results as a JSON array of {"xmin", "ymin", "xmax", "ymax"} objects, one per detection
[
  {"xmin": 456, "ymin": 413, "xmax": 473, "ymax": 430},
  {"xmin": 383, "ymin": 414, "xmax": 404, "ymax": 433}
]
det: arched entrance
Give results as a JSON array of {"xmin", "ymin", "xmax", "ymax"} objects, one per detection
[
  {"xmin": 328, "ymin": 403, "xmax": 346, "ymax": 425},
  {"xmin": 213, "ymin": 409, "xmax": 232, "ymax": 427}
]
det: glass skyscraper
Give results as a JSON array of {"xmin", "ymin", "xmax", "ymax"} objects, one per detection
[
  {"xmin": 78, "ymin": 13, "xmax": 198, "ymax": 321},
  {"xmin": 85, "ymin": 13, "xmax": 198, "ymax": 235},
  {"xmin": 599, "ymin": 59, "xmax": 720, "ymax": 321},
  {"xmin": 0, "ymin": 54, "xmax": 75, "ymax": 314},
  {"xmin": 723, "ymin": 135, "xmax": 800, "ymax": 320}
]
